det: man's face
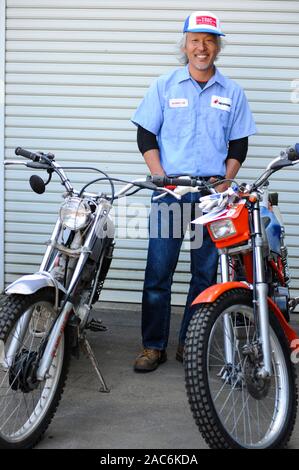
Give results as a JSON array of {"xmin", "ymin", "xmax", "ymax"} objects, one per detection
[{"xmin": 183, "ymin": 32, "xmax": 220, "ymax": 75}]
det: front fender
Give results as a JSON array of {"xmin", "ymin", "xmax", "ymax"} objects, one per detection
[
  {"xmin": 5, "ymin": 272, "xmax": 66, "ymax": 296},
  {"xmin": 191, "ymin": 282, "xmax": 249, "ymax": 305},
  {"xmin": 191, "ymin": 281, "xmax": 298, "ymax": 348}
]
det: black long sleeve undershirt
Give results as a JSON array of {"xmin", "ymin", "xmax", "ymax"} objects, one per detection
[
  {"xmin": 227, "ymin": 136, "xmax": 248, "ymax": 164},
  {"xmin": 137, "ymin": 125, "xmax": 159, "ymax": 154},
  {"xmin": 137, "ymin": 125, "xmax": 248, "ymax": 165}
]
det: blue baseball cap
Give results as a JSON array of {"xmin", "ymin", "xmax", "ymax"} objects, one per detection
[{"xmin": 183, "ymin": 11, "xmax": 225, "ymax": 36}]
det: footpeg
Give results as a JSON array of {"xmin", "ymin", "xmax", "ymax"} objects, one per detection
[{"xmin": 86, "ymin": 318, "xmax": 108, "ymax": 332}]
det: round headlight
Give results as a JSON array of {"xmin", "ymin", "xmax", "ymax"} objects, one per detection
[{"xmin": 59, "ymin": 197, "xmax": 91, "ymax": 231}]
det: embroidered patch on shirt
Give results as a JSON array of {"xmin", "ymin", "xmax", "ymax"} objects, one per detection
[
  {"xmin": 169, "ymin": 98, "xmax": 189, "ymax": 108},
  {"xmin": 210, "ymin": 95, "xmax": 232, "ymax": 112}
]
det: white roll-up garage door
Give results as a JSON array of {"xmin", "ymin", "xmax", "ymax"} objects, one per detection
[{"xmin": 2, "ymin": 0, "xmax": 299, "ymax": 304}]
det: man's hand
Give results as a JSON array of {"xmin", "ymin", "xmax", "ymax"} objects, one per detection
[
  {"xmin": 209, "ymin": 177, "xmax": 230, "ymax": 193},
  {"xmin": 215, "ymin": 181, "xmax": 230, "ymax": 193}
]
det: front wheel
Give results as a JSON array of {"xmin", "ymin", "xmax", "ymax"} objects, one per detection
[
  {"xmin": 185, "ymin": 289, "xmax": 298, "ymax": 449},
  {"xmin": 0, "ymin": 288, "xmax": 71, "ymax": 449}
]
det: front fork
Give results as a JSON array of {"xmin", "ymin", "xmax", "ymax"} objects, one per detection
[
  {"xmin": 6, "ymin": 201, "xmax": 112, "ymax": 381},
  {"xmin": 220, "ymin": 254, "xmax": 234, "ymax": 365},
  {"xmin": 252, "ymin": 203, "xmax": 272, "ymax": 377},
  {"xmin": 220, "ymin": 203, "xmax": 272, "ymax": 378}
]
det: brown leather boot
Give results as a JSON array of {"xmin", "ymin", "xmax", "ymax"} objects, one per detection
[{"xmin": 134, "ymin": 348, "xmax": 167, "ymax": 372}]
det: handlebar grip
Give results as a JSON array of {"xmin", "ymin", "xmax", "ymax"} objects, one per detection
[
  {"xmin": 15, "ymin": 147, "xmax": 40, "ymax": 161},
  {"xmin": 150, "ymin": 175, "xmax": 193, "ymax": 187}
]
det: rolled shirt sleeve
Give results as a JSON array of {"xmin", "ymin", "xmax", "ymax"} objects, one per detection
[
  {"xmin": 228, "ymin": 87, "xmax": 256, "ymax": 141},
  {"xmin": 132, "ymin": 79, "xmax": 163, "ymax": 135}
]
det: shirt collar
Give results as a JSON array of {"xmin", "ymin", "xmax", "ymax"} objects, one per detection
[{"xmin": 178, "ymin": 65, "xmax": 226, "ymax": 89}]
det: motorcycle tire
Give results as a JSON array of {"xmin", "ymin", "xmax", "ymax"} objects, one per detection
[
  {"xmin": 184, "ymin": 288, "xmax": 298, "ymax": 449},
  {"xmin": 0, "ymin": 287, "xmax": 71, "ymax": 449}
]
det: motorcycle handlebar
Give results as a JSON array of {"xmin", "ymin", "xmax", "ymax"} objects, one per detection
[
  {"xmin": 15, "ymin": 147, "xmax": 41, "ymax": 161},
  {"xmin": 13, "ymin": 144, "xmax": 299, "ymax": 198}
]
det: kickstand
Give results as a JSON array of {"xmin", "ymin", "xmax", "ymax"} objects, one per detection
[{"xmin": 80, "ymin": 335, "xmax": 110, "ymax": 393}]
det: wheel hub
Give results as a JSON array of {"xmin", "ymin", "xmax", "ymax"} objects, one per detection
[
  {"xmin": 244, "ymin": 361, "xmax": 271, "ymax": 399},
  {"xmin": 9, "ymin": 349, "xmax": 40, "ymax": 393},
  {"xmin": 242, "ymin": 343, "xmax": 271, "ymax": 400}
]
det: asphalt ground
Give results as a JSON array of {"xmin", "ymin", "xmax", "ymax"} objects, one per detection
[{"xmin": 35, "ymin": 306, "xmax": 299, "ymax": 450}]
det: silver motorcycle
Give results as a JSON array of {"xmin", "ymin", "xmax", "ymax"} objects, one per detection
[{"xmin": 0, "ymin": 147, "xmax": 167, "ymax": 449}]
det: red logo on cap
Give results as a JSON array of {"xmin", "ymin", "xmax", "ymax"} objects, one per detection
[{"xmin": 196, "ymin": 16, "xmax": 217, "ymax": 28}]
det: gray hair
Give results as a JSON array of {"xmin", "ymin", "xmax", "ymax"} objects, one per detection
[{"xmin": 176, "ymin": 33, "xmax": 223, "ymax": 65}]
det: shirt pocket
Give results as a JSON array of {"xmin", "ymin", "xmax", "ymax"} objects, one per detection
[
  {"xmin": 162, "ymin": 106, "xmax": 193, "ymax": 139},
  {"xmin": 206, "ymin": 108, "xmax": 230, "ymax": 142}
]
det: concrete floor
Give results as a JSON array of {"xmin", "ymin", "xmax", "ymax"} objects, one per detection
[{"xmin": 36, "ymin": 307, "xmax": 299, "ymax": 449}]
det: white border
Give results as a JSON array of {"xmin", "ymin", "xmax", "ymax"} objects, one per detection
[{"xmin": 0, "ymin": 0, "xmax": 5, "ymax": 290}]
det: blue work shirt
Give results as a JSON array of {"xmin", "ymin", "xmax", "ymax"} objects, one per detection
[{"xmin": 132, "ymin": 66, "xmax": 256, "ymax": 176}]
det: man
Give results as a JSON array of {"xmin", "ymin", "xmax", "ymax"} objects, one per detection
[{"xmin": 132, "ymin": 11, "xmax": 256, "ymax": 372}]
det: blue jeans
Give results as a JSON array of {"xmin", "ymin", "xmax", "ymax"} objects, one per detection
[{"xmin": 142, "ymin": 191, "xmax": 218, "ymax": 350}]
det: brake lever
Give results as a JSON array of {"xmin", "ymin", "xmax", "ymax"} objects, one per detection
[
  {"xmin": 153, "ymin": 183, "xmax": 217, "ymax": 201},
  {"xmin": 152, "ymin": 188, "xmax": 182, "ymax": 201},
  {"xmin": 4, "ymin": 160, "xmax": 28, "ymax": 166}
]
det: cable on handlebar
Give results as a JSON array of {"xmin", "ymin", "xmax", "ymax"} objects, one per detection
[
  {"xmin": 57, "ymin": 166, "xmax": 115, "ymax": 201},
  {"xmin": 209, "ymin": 178, "xmax": 239, "ymax": 189},
  {"xmin": 114, "ymin": 187, "xmax": 143, "ymax": 199},
  {"xmin": 77, "ymin": 176, "xmax": 143, "ymax": 201},
  {"xmin": 79, "ymin": 176, "xmax": 158, "ymax": 201}
]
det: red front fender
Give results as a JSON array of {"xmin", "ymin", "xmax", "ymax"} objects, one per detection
[
  {"xmin": 192, "ymin": 282, "xmax": 298, "ymax": 348},
  {"xmin": 191, "ymin": 282, "xmax": 249, "ymax": 305}
]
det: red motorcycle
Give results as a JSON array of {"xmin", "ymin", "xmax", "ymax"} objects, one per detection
[{"xmin": 184, "ymin": 145, "xmax": 299, "ymax": 449}]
